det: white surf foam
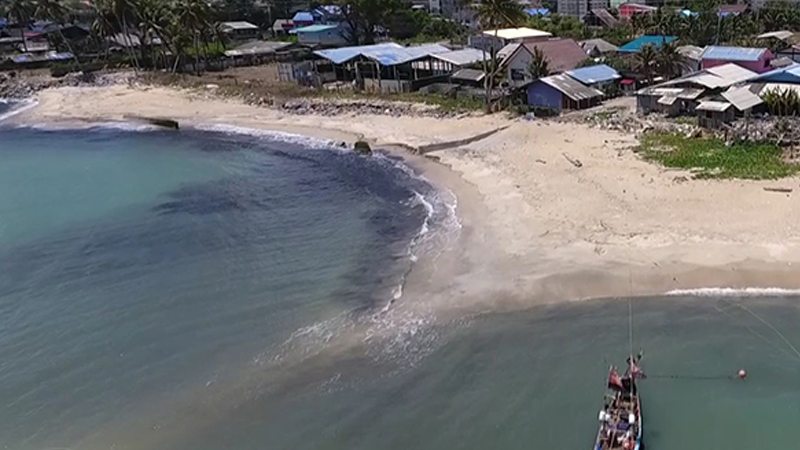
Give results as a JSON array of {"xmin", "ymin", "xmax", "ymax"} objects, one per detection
[
  {"xmin": 194, "ymin": 123, "xmax": 340, "ymax": 150},
  {"xmin": 666, "ymin": 287, "xmax": 800, "ymax": 297},
  {"xmin": 0, "ymin": 99, "xmax": 38, "ymax": 122}
]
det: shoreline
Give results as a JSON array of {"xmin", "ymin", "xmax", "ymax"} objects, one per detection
[{"xmin": 9, "ymin": 83, "xmax": 800, "ymax": 313}]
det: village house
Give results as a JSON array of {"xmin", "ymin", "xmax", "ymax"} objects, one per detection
[
  {"xmin": 498, "ymin": 38, "xmax": 589, "ymax": 86},
  {"xmin": 290, "ymin": 24, "xmax": 349, "ymax": 47},
  {"xmin": 221, "ymin": 21, "xmax": 260, "ymax": 42},
  {"xmin": 700, "ymin": 46, "xmax": 773, "ymax": 73},
  {"xmin": 617, "ymin": 3, "xmax": 657, "ymax": 19},
  {"xmin": 580, "ymin": 38, "xmax": 618, "ymax": 57},
  {"xmin": 524, "ymin": 73, "xmax": 604, "ymax": 112}
]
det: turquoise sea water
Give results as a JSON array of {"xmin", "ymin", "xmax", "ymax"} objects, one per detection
[{"xmin": 1, "ymin": 124, "xmax": 799, "ymax": 450}]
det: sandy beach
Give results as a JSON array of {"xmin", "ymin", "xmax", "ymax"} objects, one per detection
[{"xmin": 14, "ymin": 83, "xmax": 800, "ymax": 312}]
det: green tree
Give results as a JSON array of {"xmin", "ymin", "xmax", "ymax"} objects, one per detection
[
  {"xmin": 336, "ymin": 0, "xmax": 404, "ymax": 45},
  {"xmin": 473, "ymin": 0, "xmax": 525, "ymax": 111},
  {"xmin": 3, "ymin": 0, "xmax": 32, "ymax": 52},
  {"xmin": 656, "ymin": 41, "xmax": 687, "ymax": 79},
  {"xmin": 634, "ymin": 44, "xmax": 658, "ymax": 85},
  {"xmin": 33, "ymin": 0, "xmax": 79, "ymax": 63},
  {"xmin": 527, "ymin": 46, "xmax": 549, "ymax": 79}
]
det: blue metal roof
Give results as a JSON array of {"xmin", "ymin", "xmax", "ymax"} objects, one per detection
[
  {"xmin": 292, "ymin": 12, "xmax": 314, "ymax": 22},
  {"xmin": 701, "ymin": 46, "xmax": 768, "ymax": 62},
  {"xmin": 524, "ymin": 7, "xmax": 550, "ymax": 15},
  {"xmin": 315, "ymin": 43, "xmax": 450, "ymax": 66},
  {"xmin": 566, "ymin": 64, "xmax": 621, "ymax": 85},
  {"xmin": 618, "ymin": 35, "xmax": 677, "ymax": 53},
  {"xmin": 752, "ymin": 62, "xmax": 800, "ymax": 82}
]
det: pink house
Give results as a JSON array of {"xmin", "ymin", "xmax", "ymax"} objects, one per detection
[
  {"xmin": 700, "ymin": 46, "xmax": 774, "ymax": 73},
  {"xmin": 618, "ymin": 3, "xmax": 657, "ymax": 19}
]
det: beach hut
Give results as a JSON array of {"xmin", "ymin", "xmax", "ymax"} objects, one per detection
[
  {"xmin": 700, "ymin": 46, "xmax": 773, "ymax": 73},
  {"xmin": 696, "ymin": 100, "xmax": 735, "ymax": 128},
  {"xmin": 500, "ymin": 38, "xmax": 590, "ymax": 86},
  {"xmin": 525, "ymin": 73, "xmax": 604, "ymax": 112},
  {"xmin": 220, "ymin": 22, "xmax": 260, "ymax": 42}
]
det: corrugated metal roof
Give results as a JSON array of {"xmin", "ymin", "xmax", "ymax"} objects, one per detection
[
  {"xmin": 697, "ymin": 101, "xmax": 732, "ymax": 111},
  {"xmin": 677, "ymin": 45, "xmax": 704, "ymax": 61},
  {"xmin": 522, "ymin": 39, "xmax": 589, "ymax": 73},
  {"xmin": 752, "ymin": 62, "xmax": 800, "ymax": 82},
  {"xmin": 292, "ymin": 12, "xmax": 314, "ymax": 22},
  {"xmin": 538, "ymin": 74, "xmax": 604, "ymax": 101},
  {"xmin": 757, "ymin": 30, "xmax": 794, "ymax": 41},
  {"xmin": 700, "ymin": 46, "xmax": 767, "ymax": 61},
  {"xmin": 619, "ymin": 35, "xmax": 676, "ymax": 53},
  {"xmin": 566, "ymin": 64, "xmax": 620, "ymax": 84},
  {"xmin": 222, "ymin": 21, "xmax": 258, "ymax": 30},
  {"xmin": 580, "ymin": 38, "xmax": 618, "ymax": 54},
  {"xmin": 290, "ymin": 24, "xmax": 339, "ymax": 34},
  {"xmin": 224, "ymin": 40, "xmax": 293, "ymax": 57},
  {"xmin": 657, "ymin": 95, "xmax": 678, "ymax": 105},
  {"xmin": 431, "ymin": 48, "xmax": 484, "ymax": 66},
  {"xmin": 451, "ymin": 68, "xmax": 485, "ymax": 82},
  {"xmin": 314, "ymin": 43, "xmax": 450, "ymax": 66},
  {"xmin": 481, "ymin": 28, "xmax": 551, "ymax": 40},
  {"xmin": 721, "ymin": 85, "xmax": 764, "ymax": 110}
]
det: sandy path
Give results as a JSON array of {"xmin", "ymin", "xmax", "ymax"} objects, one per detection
[{"xmin": 15, "ymin": 84, "xmax": 800, "ymax": 310}]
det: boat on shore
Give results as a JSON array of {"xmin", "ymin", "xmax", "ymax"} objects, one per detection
[{"xmin": 593, "ymin": 358, "xmax": 643, "ymax": 450}]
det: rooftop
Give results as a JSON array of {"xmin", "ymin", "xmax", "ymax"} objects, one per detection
[
  {"xmin": 431, "ymin": 48, "xmax": 484, "ymax": 66},
  {"xmin": 566, "ymin": 64, "xmax": 621, "ymax": 84},
  {"xmin": 451, "ymin": 68, "xmax": 485, "ymax": 82},
  {"xmin": 222, "ymin": 21, "xmax": 259, "ymax": 30},
  {"xmin": 481, "ymin": 27, "xmax": 551, "ymax": 40},
  {"xmin": 721, "ymin": 85, "xmax": 764, "ymax": 110},
  {"xmin": 756, "ymin": 30, "xmax": 794, "ymax": 41},
  {"xmin": 314, "ymin": 42, "xmax": 450, "ymax": 66},
  {"xmin": 700, "ymin": 46, "xmax": 768, "ymax": 62},
  {"xmin": 290, "ymin": 24, "xmax": 340, "ymax": 34},
  {"xmin": 696, "ymin": 100, "xmax": 732, "ymax": 112},
  {"xmin": 580, "ymin": 38, "xmax": 619, "ymax": 54},
  {"xmin": 521, "ymin": 38, "xmax": 589, "ymax": 73},
  {"xmin": 224, "ymin": 40, "xmax": 293, "ymax": 57},
  {"xmin": 292, "ymin": 12, "xmax": 314, "ymax": 22},
  {"xmin": 677, "ymin": 45, "xmax": 704, "ymax": 61},
  {"xmin": 535, "ymin": 74, "xmax": 604, "ymax": 101},
  {"xmin": 619, "ymin": 35, "xmax": 677, "ymax": 53}
]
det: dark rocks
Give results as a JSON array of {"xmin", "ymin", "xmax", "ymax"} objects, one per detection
[
  {"xmin": 353, "ymin": 140, "xmax": 372, "ymax": 155},
  {"xmin": 0, "ymin": 71, "xmax": 131, "ymax": 100}
]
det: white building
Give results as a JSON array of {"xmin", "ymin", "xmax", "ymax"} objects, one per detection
[{"xmin": 468, "ymin": 28, "xmax": 552, "ymax": 53}]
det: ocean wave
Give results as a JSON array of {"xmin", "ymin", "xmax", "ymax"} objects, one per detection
[
  {"xmin": 15, "ymin": 120, "xmax": 162, "ymax": 132},
  {"xmin": 0, "ymin": 99, "xmax": 38, "ymax": 122},
  {"xmin": 193, "ymin": 123, "xmax": 340, "ymax": 150},
  {"xmin": 666, "ymin": 287, "xmax": 800, "ymax": 297}
]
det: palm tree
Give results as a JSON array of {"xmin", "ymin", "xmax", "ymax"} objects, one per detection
[
  {"xmin": 174, "ymin": 0, "xmax": 213, "ymax": 74},
  {"xmin": 4, "ymin": 0, "xmax": 32, "ymax": 52},
  {"xmin": 473, "ymin": 0, "xmax": 525, "ymax": 111},
  {"xmin": 656, "ymin": 41, "xmax": 687, "ymax": 79},
  {"xmin": 527, "ymin": 46, "xmax": 549, "ymax": 79},
  {"xmin": 634, "ymin": 44, "xmax": 658, "ymax": 85},
  {"xmin": 91, "ymin": 0, "xmax": 116, "ymax": 60},
  {"xmin": 33, "ymin": 0, "xmax": 79, "ymax": 64}
]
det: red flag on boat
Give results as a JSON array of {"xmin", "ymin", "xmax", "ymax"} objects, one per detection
[{"xmin": 608, "ymin": 366, "xmax": 624, "ymax": 391}]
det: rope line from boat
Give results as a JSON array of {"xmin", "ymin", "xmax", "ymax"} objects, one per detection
[{"xmin": 714, "ymin": 300, "xmax": 800, "ymax": 365}]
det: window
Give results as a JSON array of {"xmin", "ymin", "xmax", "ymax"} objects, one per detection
[{"xmin": 511, "ymin": 69, "xmax": 526, "ymax": 81}]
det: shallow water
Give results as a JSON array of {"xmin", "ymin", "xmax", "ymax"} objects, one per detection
[{"xmin": 2, "ymin": 126, "xmax": 799, "ymax": 450}]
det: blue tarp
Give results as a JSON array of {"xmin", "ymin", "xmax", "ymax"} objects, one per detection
[
  {"xmin": 618, "ymin": 35, "xmax": 677, "ymax": 53},
  {"xmin": 315, "ymin": 43, "xmax": 449, "ymax": 66},
  {"xmin": 566, "ymin": 64, "xmax": 621, "ymax": 85},
  {"xmin": 701, "ymin": 46, "xmax": 767, "ymax": 62}
]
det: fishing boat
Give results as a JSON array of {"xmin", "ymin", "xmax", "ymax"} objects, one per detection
[{"xmin": 593, "ymin": 357, "xmax": 643, "ymax": 450}]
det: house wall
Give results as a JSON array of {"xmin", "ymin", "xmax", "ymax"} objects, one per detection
[
  {"xmin": 526, "ymin": 82, "xmax": 563, "ymax": 111},
  {"xmin": 619, "ymin": 5, "xmax": 653, "ymax": 18},
  {"xmin": 701, "ymin": 51, "xmax": 774, "ymax": 73},
  {"xmin": 297, "ymin": 28, "xmax": 348, "ymax": 46},
  {"xmin": 505, "ymin": 46, "xmax": 534, "ymax": 85}
]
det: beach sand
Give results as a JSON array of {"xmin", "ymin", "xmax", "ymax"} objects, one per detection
[{"xmin": 15, "ymin": 84, "xmax": 800, "ymax": 313}]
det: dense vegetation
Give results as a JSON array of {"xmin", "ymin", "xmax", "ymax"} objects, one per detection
[{"xmin": 640, "ymin": 132, "xmax": 799, "ymax": 179}]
